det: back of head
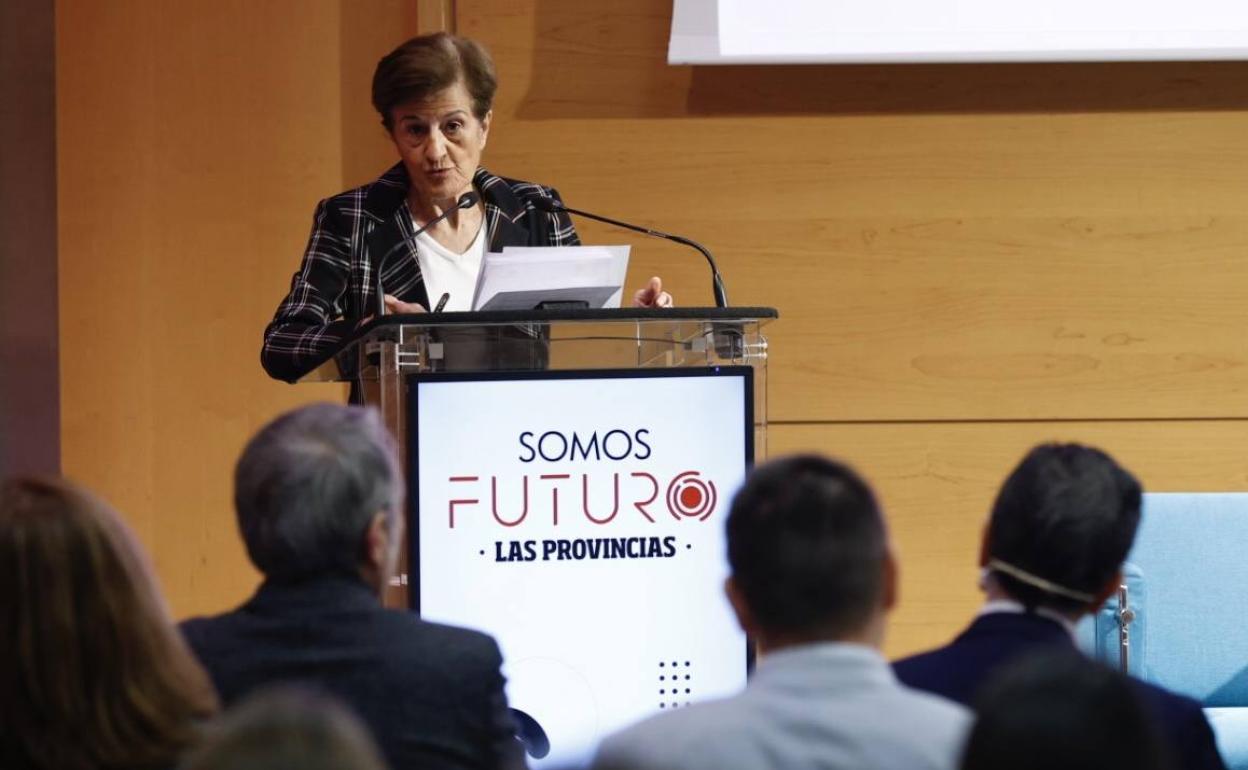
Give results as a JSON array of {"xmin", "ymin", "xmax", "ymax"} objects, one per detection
[
  {"xmin": 961, "ymin": 651, "xmax": 1174, "ymax": 770},
  {"xmin": 727, "ymin": 454, "xmax": 888, "ymax": 640},
  {"xmin": 234, "ymin": 403, "xmax": 402, "ymax": 583},
  {"xmin": 985, "ymin": 443, "xmax": 1142, "ymax": 613},
  {"xmin": 0, "ymin": 476, "xmax": 217, "ymax": 770},
  {"xmin": 179, "ymin": 687, "xmax": 388, "ymax": 770}
]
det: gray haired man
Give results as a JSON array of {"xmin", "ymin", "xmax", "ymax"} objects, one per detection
[{"xmin": 181, "ymin": 403, "xmax": 525, "ymax": 770}]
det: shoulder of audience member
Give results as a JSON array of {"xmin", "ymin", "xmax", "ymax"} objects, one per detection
[
  {"xmin": 178, "ymin": 610, "xmax": 231, "ymax": 643},
  {"xmin": 896, "ymin": 682, "xmax": 975, "ymax": 732},
  {"xmin": 1128, "ymin": 676, "xmax": 1209, "ymax": 721},
  {"xmin": 373, "ymin": 609, "xmax": 503, "ymax": 663},
  {"xmin": 177, "ymin": 596, "xmax": 498, "ymax": 647},
  {"xmin": 891, "ymin": 648, "xmax": 941, "ymax": 677},
  {"xmin": 591, "ymin": 697, "xmax": 754, "ymax": 770},
  {"xmin": 1128, "ymin": 678, "xmax": 1223, "ymax": 754}
]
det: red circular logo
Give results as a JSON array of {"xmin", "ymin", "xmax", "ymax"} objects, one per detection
[
  {"xmin": 680, "ymin": 486, "xmax": 704, "ymax": 509},
  {"xmin": 666, "ymin": 471, "xmax": 718, "ymax": 521}
]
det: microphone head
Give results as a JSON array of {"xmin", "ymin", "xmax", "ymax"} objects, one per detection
[
  {"xmin": 457, "ymin": 191, "xmax": 481, "ymax": 209},
  {"xmin": 527, "ymin": 195, "xmax": 564, "ymax": 214}
]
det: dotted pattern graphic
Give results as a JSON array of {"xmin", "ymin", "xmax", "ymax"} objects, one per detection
[{"xmin": 657, "ymin": 660, "xmax": 693, "ymax": 709}]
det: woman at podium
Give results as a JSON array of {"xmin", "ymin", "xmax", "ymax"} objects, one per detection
[{"xmin": 261, "ymin": 32, "xmax": 671, "ymax": 383}]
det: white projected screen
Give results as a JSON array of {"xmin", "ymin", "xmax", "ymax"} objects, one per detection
[
  {"xmin": 409, "ymin": 368, "xmax": 751, "ymax": 768},
  {"xmin": 670, "ymin": 0, "xmax": 1248, "ymax": 63}
]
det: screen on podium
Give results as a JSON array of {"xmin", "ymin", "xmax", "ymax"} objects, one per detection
[{"xmin": 408, "ymin": 367, "xmax": 752, "ymax": 767}]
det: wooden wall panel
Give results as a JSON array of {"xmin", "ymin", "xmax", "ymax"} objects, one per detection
[
  {"xmin": 56, "ymin": 0, "xmax": 361, "ymax": 616},
  {"xmin": 465, "ymin": 0, "xmax": 1248, "ymax": 422},
  {"xmin": 54, "ymin": 0, "xmax": 1248, "ymax": 646},
  {"xmin": 770, "ymin": 420, "xmax": 1248, "ymax": 658},
  {"xmin": 455, "ymin": 0, "xmax": 1248, "ymax": 657},
  {"xmin": 340, "ymin": 0, "xmax": 421, "ymax": 189}
]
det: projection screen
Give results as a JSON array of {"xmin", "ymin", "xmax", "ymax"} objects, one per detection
[{"xmin": 670, "ymin": 0, "xmax": 1248, "ymax": 64}]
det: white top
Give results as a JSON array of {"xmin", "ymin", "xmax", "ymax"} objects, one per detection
[
  {"xmin": 592, "ymin": 642, "xmax": 970, "ymax": 770},
  {"xmin": 411, "ymin": 219, "xmax": 486, "ymax": 312}
]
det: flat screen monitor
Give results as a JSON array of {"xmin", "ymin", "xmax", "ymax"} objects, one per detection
[{"xmin": 407, "ymin": 367, "xmax": 753, "ymax": 767}]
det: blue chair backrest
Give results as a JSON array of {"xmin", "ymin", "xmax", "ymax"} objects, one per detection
[{"xmin": 1081, "ymin": 493, "xmax": 1248, "ymax": 706}]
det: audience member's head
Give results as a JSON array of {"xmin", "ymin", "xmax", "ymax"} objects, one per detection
[
  {"xmin": 725, "ymin": 454, "xmax": 895, "ymax": 651},
  {"xmin": 0, "ymin": 476, "xmax": 218, "ymax": 770},
  {"xmin": 234, "ymin": 403, "xmax": 404, "ymax": 592},
  {"xmin": 961, "ymin": 651, "xmax": 1174, "ymax": 770},
  {"xmin": 179, "ymin": 687, "xmax": 389, "ymax": 770},
  {"xmin": 982, "ymin": 443, "xmax": 1142, "ymax": 615}
]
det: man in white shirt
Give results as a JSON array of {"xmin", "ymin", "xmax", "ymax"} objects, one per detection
[{"xmin": 591, "ymin": 455, "xmax": 970, "ymax": 770}]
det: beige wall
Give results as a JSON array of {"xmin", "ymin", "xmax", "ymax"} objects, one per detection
[
  {"xmin": 57, "ymin": 0, "xmax": 1248, "ymax": 656},
  {"xmin": 58, "ymin": 0, "xmax": 372, "ymax": 614},
  {"xmin": 464, "ymin": 0, "xmax": 1248, "ymax": 656}
]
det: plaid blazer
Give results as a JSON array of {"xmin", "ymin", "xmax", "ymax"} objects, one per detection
[{"xmin": 261, "ymin": 163, "xmax": 580, "ymax": 382}]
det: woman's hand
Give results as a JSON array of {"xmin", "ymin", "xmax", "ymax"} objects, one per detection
[
  {"xmin": 384, "ymin": 294, "xmax": 428, "ymax": 314},
  {"xmin": 632, "ymin": 276, "xmax": 674, "ymax": 308}
]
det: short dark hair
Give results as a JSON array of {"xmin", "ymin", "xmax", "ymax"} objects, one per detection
[
  {"xmin": 962, "ymin": 651, "xmax": 1173, "ymax": 770},
  {"xmin": 234, "ymin": 404, "xmax": 402, "ymax": 582},
  {"xmin": 372, "ymin": 32, "xmax": 497, "ymax": 130},
  {"xmin": 986, "ymin": 443, "xmax": 1142, "ymax": 613},
  {"xmin": 726, "ymin": 455, "xmax": 887, "ymax": 638}
]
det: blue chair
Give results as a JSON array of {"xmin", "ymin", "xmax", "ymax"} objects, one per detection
[{"xmin": 1078, "ymin": 493, "xmax": 1248, "ymax": 769}]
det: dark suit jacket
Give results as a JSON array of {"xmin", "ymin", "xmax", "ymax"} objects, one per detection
[
  {"xmin": 261, "ymin": 164, "xmax": 580, "ymax": 383},
  {"xmin": 893, "ymin": 612, "xmax": 1226, "ymax": 770},
  {"xmin": 181, "ymin": 576, "xmax": 526, "ymax": 770}
]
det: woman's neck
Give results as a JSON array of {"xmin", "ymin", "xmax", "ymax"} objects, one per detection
[{"xmin": 408, "ymin": 191, "xmax": 484, "ymax": 254}]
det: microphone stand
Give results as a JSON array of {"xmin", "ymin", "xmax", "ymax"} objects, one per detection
[
  {"xmin": 374, "ymin": 191, "xmax": 480, "ymax": 317},
  {"xmin": 532, "ymin": 199, "xmax": 729, "ymax": 308},
  {"xmin": 531, "ymin": 196, "xmax": 742, "ymax": 358}
]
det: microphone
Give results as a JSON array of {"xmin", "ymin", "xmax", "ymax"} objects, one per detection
[
  {"xmin": 528, "ymin": 196, "xmax": 729, "ymax": 308},
  {"xmin": 374, "ymin": 191, "xmax": 480, "ymax": 316}
]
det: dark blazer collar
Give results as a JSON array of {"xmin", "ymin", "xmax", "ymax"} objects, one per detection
[
  {"xmin": 473, "ymin": 167, "xmax": 532, "ymax": 252},
  {"xmin": 362, "ymin": 163, "xmax": 531, "ymax": 236},
  {"xmin": 360, "ymin": 164, "xmax": 532, "ymax": 303},
  {"xmin": 362, "ymin": 163, "xmax": 411, "ymax": 224},
  {"xmin": 246, "ymin": 574, "xmax": 382, "ymax": 614},
  {"xmin": 957, "ymin": 610, "xmax": 1075, "ymax": 648}
]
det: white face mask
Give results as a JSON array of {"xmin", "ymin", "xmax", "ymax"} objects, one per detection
[{"xmin": 981, "ymin": 559, "xmax": 1097, "ymax": 604}]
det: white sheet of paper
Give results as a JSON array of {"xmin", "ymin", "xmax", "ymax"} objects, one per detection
[{"xmin": 471, "ymin": 246, "xmax": 630, "ymax": 311}]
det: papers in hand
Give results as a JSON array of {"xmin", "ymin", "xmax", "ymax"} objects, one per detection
[{"xmin": 470, "ymin": 246, "xmax": 630, "ymax": 312}]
